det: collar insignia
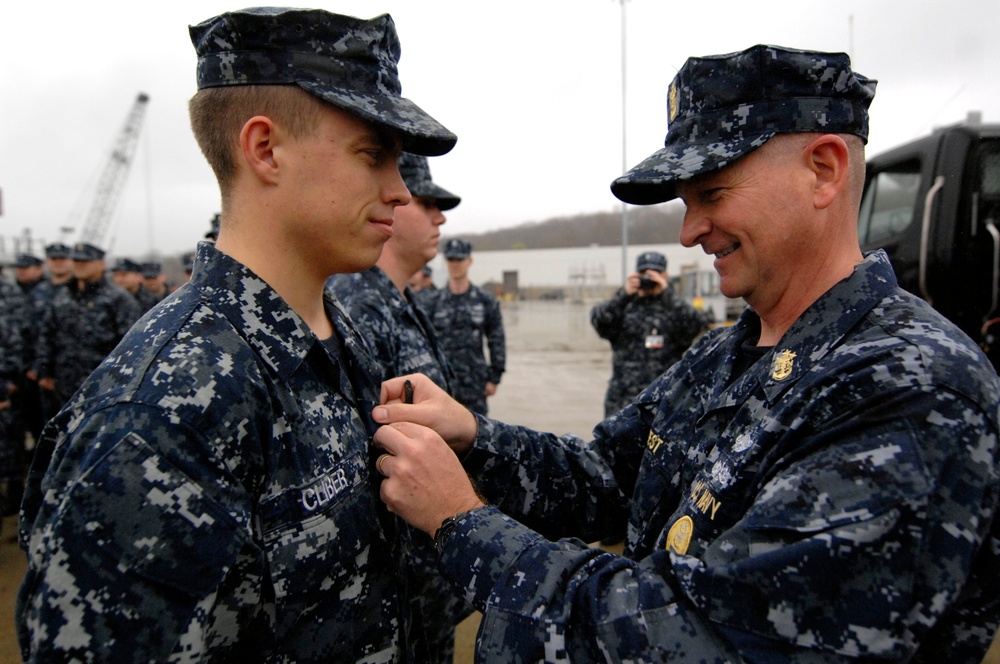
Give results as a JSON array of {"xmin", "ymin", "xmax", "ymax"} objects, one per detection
[{"xmin": 771, "ymin": 349, "xmax": 797, "ymax": 381}]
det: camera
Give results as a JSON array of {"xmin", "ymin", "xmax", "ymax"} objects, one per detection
[{"xmin": 638, "ymin": 275, "xmax": 656, "ymax": 291}]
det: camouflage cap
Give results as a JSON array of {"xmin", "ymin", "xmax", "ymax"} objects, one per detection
[
  {"xmin": 443, "ymin": 238, "xmax": 472, "ymax": 260},
  {"xmin": 398, "ymin": 152, "xmax": 461, "ymax": 211},
  {"xmin": 141, "ymin": 262, "xmax": 162, "ymax": 278},
  {"xmin": 205, "ymin": 213, "xmax": 220, "ymax": 241},
  {"xmin": 183, "ymin": 252, "xmax": 196, "ymax": 272},
  {"xmin": 14, "ymin": 253, "xmax": 43, "ymax": 268},
  {"xmin": 70, "ymin": 243, "xmax": 106, "ymax": 261},
  {"xmin": 636, "ymin": 251, "xmax": 667, "ymax": 272},
  {"xmin": 611, "ymin": 44, "xmax": 877, "ymax": 205},
  {"xmin": 421, "ymin": 265, "xmax": 433, "ymax": 277},
  {"xmin": 111, "ymin": 258, "xmax": 142, "ymax": 273},
  {"xmin": 45, "ymin": 243, "xmax": 71, "ymax": 259},
  {"xmin": 189, "ymin": 7, "xmax": 457, "ymax": 156}
]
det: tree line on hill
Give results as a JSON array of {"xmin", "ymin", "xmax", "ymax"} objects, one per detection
[{"xmin": 448, "ymin": 203, "xmax": 686, "ymax": 251}]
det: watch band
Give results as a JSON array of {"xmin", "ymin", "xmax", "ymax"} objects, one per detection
[{"xmin": 433, "ymin": 515, "xmax": 459, "ymax": 555}]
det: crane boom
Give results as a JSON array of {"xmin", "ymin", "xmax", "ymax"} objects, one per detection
[{"xmin": 78, "ymin": 92, "xmax": 150, "ymax": 246}]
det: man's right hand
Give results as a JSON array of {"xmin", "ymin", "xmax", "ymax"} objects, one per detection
[
  {"xmin": 623, "ymin": 271, "xmax": 643, "ymax": 296},
  {"xmin": 374, "ymin": 373, "xmax": 478, "ymax": 455}
]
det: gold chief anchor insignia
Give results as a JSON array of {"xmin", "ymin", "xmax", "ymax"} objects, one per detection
[
  {"xmin": 668, "ymin": 81, "xmax": 680, "ymax": 122},
  {"xmin": 771, "ymin": 349, "xmax": 797, "ymax": 381},
  {"xmin": 666, "ymin": 515, "xmax": 694, "ymax": 555}
]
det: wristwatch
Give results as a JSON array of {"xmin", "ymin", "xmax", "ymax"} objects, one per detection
[{"xmin": 433, "ymin": 515, "xmax": 459, "ymax": 555}]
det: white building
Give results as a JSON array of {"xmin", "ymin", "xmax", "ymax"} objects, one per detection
[{"xmin": 427, "ymin": 242, "xmax": 737, "ymax": 322}]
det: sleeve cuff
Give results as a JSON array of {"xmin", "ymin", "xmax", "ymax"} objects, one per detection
[{"xmin": 437, "ymin": 505, "xmax": 547, "ymax": 609}]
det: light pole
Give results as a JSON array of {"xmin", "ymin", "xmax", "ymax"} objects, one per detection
[{"xmin": 618, "ymin": 0, "xmax": 630, "ymax": 284}]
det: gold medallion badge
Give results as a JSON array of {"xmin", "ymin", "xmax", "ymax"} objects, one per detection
[
  {"xmin": 771, "ymin": 349, "xmax": 797, "ymax": 381},
  {"xmin": 666, "ymin": 515, "xmax": 694, "ymax": 555}
]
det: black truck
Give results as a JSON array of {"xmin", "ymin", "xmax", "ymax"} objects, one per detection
[{"xmin": 858, "ymin": 117, "xmax": 1000, "ymax": 370}]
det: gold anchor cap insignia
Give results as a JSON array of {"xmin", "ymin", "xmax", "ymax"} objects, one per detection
[
  {"xmin": 668, "ymin": 81, "xmax": 679, "ymax": 122},
  {"xmin": 771, "ymin": 349, "xmax": 797, "ymax": 381}
]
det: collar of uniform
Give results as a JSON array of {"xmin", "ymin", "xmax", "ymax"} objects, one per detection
[
  {"xmin": 188, "ymin": 241, "xmax": 317, "ymax": 380},
  {"xmin": 756, "ymin": 249, "xmax": 898, "ymax": 402},
  {"xmin": 327, "ymin": 296, "xmax": 384, "ymax": 433},
  {"xmin": 366, "ymin": 266, "xmax": 410, "ymax": 311},
  {"xmin": 69, "ymin": 276, "xmax": 107, "ymax": 296}
]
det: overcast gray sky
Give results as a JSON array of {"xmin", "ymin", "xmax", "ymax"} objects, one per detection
[{"xmin": 1, "ymin": 0, "xmax": 997, "ymax": 259}]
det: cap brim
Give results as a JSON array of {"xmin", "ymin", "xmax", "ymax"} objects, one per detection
[
  {"xmin": 300, "ymin": 82, "xmax": 457, "ymax": 157},
  {"xmin": 408, "ymin": 181, "xmax": 461, "ymax": 211},
  {"xmin": 611, "ymin": 133, "xmax": 775, "ymax": 205}
]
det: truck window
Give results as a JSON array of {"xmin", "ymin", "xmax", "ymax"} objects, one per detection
[
  {"xmin": 980, "ymin": 146, "xmax": 1000, "ymax": 197},
  {"xmin": 858, "ymin": 161, "xmax": 922, "ymax": 245}
]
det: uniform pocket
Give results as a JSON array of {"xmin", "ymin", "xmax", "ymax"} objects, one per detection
[{"xmin": 258, "ymin": 451, "xmax": 384, "ymax": 612}]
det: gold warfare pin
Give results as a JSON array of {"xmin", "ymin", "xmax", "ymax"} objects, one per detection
[{"xmin": 666, "ymin": 515, "xmax": 693, "ymax": 555}]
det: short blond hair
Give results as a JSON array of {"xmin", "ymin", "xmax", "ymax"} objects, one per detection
[{"xmin": 188, "ymin": 85, "xmax": 325, "ymax": 205}]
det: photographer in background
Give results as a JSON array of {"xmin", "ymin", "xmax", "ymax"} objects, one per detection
[{"xmin": 591, "ymin": 251, "xmax": 708, "ymax": 417}]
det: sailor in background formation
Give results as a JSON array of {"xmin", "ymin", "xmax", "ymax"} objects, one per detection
[
  {"xmin": 111, "ymin": 257, "xmax": 162, "ymax": 312},
  {"xmin": 0, "ymin": 263, "xmax": 25, "ymax": 518},
  {"xmin": 34, "ymin": 242, "xmax": 141, "ymax": 409},
  {"xmin": 0, "ymin": 217, "xmax": 225, "ymax": 521},
  {"xmin": 425, "ymin": 238, "xmax": 506, "ymax": 416},
  {"xmin": 1, "ymin": 245, "xmax": 75, "ymax": 515}
]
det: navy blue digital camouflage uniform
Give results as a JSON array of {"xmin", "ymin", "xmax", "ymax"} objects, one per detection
[
  {"xmin": 34, "ymin": 273, "xmax": 141, "ymax": 408},
  {"xmin": 426, "ymin": 44, "xmax": 999, "ymax": 662},
  {"xmin": 329, "ymin": 267, "xmax": 455, "ymax": 392},
  {"xmin": 591, "ymin": 284, "xmax": 707, "ymax": 416},
  {"xmin": 437, "ymin": 251, "xmax": 1000, "ymax": 662},
  {"xmin": 17, "ymin": 242, "xmax": 422, "ymax": 661},
  {"xmin": 134, "ymin": 283, "xmax": 163, "ymax": 313},
  {"xmin": 0, "ymin": 283, "xmax": 25, "ymax": 494},
  {"xmin": 12, "ymin": 274, "xmax": 59, "ymax": 442},
  {"xmin": 428, "ymin": 284, "xmax": 505, "ymax": 415},
  {"xmin": 328, "ymin": 266, "xmax": 472, "ymax": 663}
]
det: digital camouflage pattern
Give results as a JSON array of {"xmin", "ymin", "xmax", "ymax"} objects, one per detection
[
  {"xmin": 398, "ymin": 153, "xmax": 461, "ymax": 211},
  {"xmin": 0, "ymin": 281, "xmax": 25, "ymax": 484},
  {"xmin": 69, "ymin": 242, "xmax": 105, "ymax": 261},
  {"xmin": 34, "ymin": 274, "xmax": 141, "ymax": 407},
  {"xmin": 612, "ymin": 44, "xmax": 877, "ymax": 205},
  {"xmin": 134, "ymin": 284, "xmax": 164, "ymax": 313},
  {"xmin": 327, "ymin": 266, "xmax": 471, "ymax": 663},
  {"xmin": 591, "ymin": 286, "xmax": 707, "ymax": 417},
  {"xmin": 427, "ymin": 285, "xmax": 505, "ymax": 415},
  {"xmin": 329, "ymin": 267, "xmax": 454, "ymax": 393},
  {"xmin": 16, "ymin": 242, "xmax": 421, "ymax": 661},
  {"xmin": 44, "ymin": 243, "xmax": 71, "ymax": 259},
  {"xmin": 189, "ymin": 7, "xmax": 456, "ymax": 157},
  {"xmin": 10, "ymin": 276, "xmax": 59, "ymax": 443},
  {"xmin": 438, "ymin": 251, "xmax": 1000, "ymax": 662},
  {"xmin": 111, "ymin": 259, "xmax": 161, "ymax": 314},
  {"xmin": 442, "ymin": 238, "xmax": 471, "ymax": 260}
]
